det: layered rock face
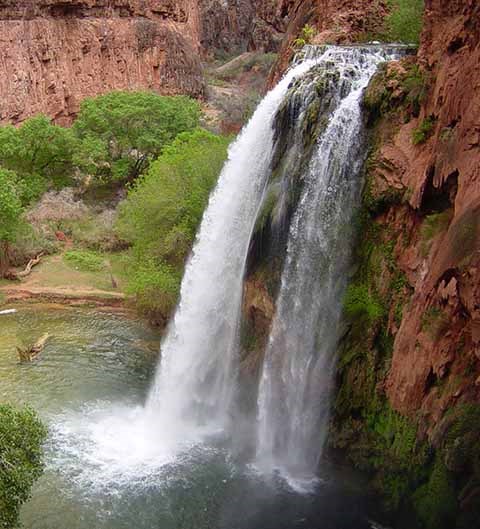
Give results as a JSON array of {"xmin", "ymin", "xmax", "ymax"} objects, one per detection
[
  {"xmin": 198, "ymin": 0, "xmax": 289, "ymax": 56},
  {"xmin": 0, "ymin": 0, "xmax": 291, "ymax": 124},
  {"xmin": 378, "ymin": 0, "xmax": 480, "ymax": 428},
  {"xmin": 327, "ymin": 1, "xmax": 480, "ymax": 522},
  {"xmin": 0, "ymin": 0, "xmax": 206, "ymax": 124}
]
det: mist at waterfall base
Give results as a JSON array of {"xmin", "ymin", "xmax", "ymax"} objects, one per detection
[{"xmin": 17, "ymin": 47, "xmax": 399, "ymax": 528}]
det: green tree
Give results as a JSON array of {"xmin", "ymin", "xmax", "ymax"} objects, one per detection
[
  {"xmin": 0, "ymin": 404, "xmax": 47, "ymax": 529},
  {"xmin": 0, "ymin": 115, "xmax": 77, "ymax": 202},
  {"xmin": 73, "ymin": 91, "xmax": 201, "ymax": 182},
  {"xmin": 0, "ymin": 169, "xmax": 23, "ymax": 276},
  {"xmin": 116, "ymin": 128, "xmax": 230, "ymax": 317}
]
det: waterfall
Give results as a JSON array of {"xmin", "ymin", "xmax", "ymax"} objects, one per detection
[
  {"xmin": 256, "ymin": 47, "xmax": 399, "ymax": 484},
  {"xmin": 144, "ymin": 58, "xmax": 321, "ymax": 442}
]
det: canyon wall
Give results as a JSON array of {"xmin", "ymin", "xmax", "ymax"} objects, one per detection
[
  {"xmin": 268, "ymin": 0, "xmax": 389, "ymax": 85},
  {"xmin": 0, "ymin": 0, "xmax": 205, "ymax": 124},
  {"xmin": 330, "ymin": 1, "xmax": 480, "ymax": 525},
  {"xmin": 242, "ymin": 0, "xmax": 480, "ymax": 525},
  {"xmin": 0, "ymin": 0, "xmax": 289, "ymax": 124}
]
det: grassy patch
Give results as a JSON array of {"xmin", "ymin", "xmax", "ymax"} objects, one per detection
[{"xmin": 64, "ymin": 250, "xmax": 105, "ymax": 272}]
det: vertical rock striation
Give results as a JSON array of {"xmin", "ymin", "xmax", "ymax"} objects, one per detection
[{"xmin": 0, "ymin": 0, "xmax": 207, "ymax": 124}]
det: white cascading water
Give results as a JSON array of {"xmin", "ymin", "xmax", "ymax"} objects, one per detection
[
  {"xmin": 143, "ymin": 57, "xmax": 322, "ymax": 438},
  {"xmin": 47, "ymin": 56, "xmax": 326, "ymax": 490},
  {"xmin": 256, "ymin": 47, "xmax": 399, "ymax": 486}
]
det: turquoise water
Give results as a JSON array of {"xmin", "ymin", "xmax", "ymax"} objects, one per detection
[{"xmin": 0, "ymin": 305, "xmax": 374, "ymax": 529}]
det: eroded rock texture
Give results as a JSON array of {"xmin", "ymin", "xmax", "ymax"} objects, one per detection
[
  {"xmin": 0, "ymin": 1, "xmax": 205, "ymax": 124},
  {"xmin": 381, "ymin": 0, "xmax": 480, "ymax": 428},
  {"xmin": 0, "ymin": 0, "xmax": 293, "ymax": 124}
]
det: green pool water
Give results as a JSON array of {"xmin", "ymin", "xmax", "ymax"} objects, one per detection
[{"xmin": 0, "ymin": 305, "xmax": 376, "ymax": 529}]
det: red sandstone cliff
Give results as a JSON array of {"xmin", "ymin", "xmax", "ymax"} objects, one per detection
[
  {"xmin": 0, "ymin": 0, "xmax": 290, "ymax": 124},
  {"xmin": 380, "ymin": 0, "xmax": 480, "ymax": 433},
  {"xmin": 0, "ymin": 1, "xmax": 207, "ymax": 124}
]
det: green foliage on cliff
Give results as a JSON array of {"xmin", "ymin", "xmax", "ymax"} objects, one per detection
[
  {"xmin": 116, "ymin": 129, "xmax": 230, "ymax": 318},
  {"xmin": 0, "ymin": 404, "xmax": 47, "ymax": 529},
  {"xmin": 293, "ymin": 24, "xmax": 316, "ymax": 48},
  {"xmin": 363, "ymin": 61, "xmax": 428, "ymax": 125},
  {"xmin": 386, "ymin": 0, "xmax": 424, "ymax": 44},
  {"xmin": 412, "ymin": 116, "xmax": 435, "ymax": 144},
  {"xmin": 413, "ymin": 456, "xmax": 457, "ymax": 529},
  {"xmin": 344, "ymin": 283, "xmax": 384, "ymax": 326},
  {"xmin": 73, "ymin": 91, "xmax": 201, "ymax": 182},
  {"xmin": 333, "ymin": 166, "xmax": 425, "ymax": 514}
]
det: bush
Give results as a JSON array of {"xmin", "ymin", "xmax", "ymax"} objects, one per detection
[
  {"xmin": 116, "ymin": 129, "xmax": 230, "ymax": 317},
  {"xmin": 64, "ymin": 249, "xmax": 105, "ymax": 272},
  {"xmin": 25, "ymin": 188, "xmax": 88, "ymax": 225},
  {"xmin": 59, "ymin": 210, "xmax": 122, "ymax": 252},
  {"xmin": 126, "ymin": 260, "xmax": 180, "ymax": 319},
  {"xmin": 412, "ymin": 116, "xmax": 435, "ymax": 145},
  {"xmin": 0, "ymin": 404, "xmax": 47, "ymax": 528},
  {"xmin": 387, "ymin": 0, "xmax": 425, "ymax": 45},
  {"xmin": 0, "ymin": 169, "xmax": 23, "ymax": 275},
  {"xmin": 344, "ymin": 283, "xmax": 384, "ymax": 326},
  {"xmin": 9, "ymin": 223, "xmax": 59, "ymax": 267}
]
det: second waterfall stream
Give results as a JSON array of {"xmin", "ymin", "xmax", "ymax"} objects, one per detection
[{"xmin": 51, "ymin": 45, "xmax": 399, "ymax": 490}]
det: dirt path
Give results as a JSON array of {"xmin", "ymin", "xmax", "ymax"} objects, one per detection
[{"xmin": 0, "ymin": 253, "xmax": 127, "ymax": 308}]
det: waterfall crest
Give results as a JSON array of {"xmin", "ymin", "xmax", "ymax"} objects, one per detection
[{"xmin": 256, "ymin": 47, "xmax": 399, "ymax": 484}]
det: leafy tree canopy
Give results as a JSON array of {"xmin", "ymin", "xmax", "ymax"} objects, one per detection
[
  {"xmin": 73, "ymin": 91, "xmax": 201, "ymax": 182},
  {"xmin": 116, "ymin": 128, "xmax": 230, "ymax": 316},
  {"xmin": 0, "ymin": 404, "xmax": 47, "ymax": 529},
  {"xmin": 0, "ymin": 169, "xmax": 23, "ymax": 244},
  {"xmin": 0, "ymin": 115, "xmax": 76, "ymax": 202}
]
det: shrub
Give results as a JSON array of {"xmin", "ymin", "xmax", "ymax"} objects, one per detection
[
  {"xmin": 126, "ymin": 260, "xmax": 180, "ymax": 318},
  {"xmin": 344, "ymin": 283, "xmax": 384, "ymax": 325},
  {"xmin": 293, "ymin": 24, "xmax": 316, "ymax": 48},
  {"xmin": 116, "ymin": 129, "xmax": 230, "ymax": 317},
  {"xmin": 0, "ymin": 404, "xmax": 47, "ymax": 529},
  {"xmin": 0, "ymin": 169, "xmax": 23, "ymax": 275},
  {"xmin": 25, "ymin": 188, "xmax": 88, "ymax": 225},
  {"xmin": 9, "ymin": 223, "xmax": 59, "ymax": 267},
  {"xmin": 387, "ymin": 0, "xmax": 425, "ymax": 45},
  {"xmin": 64, "ymin": 249, "xmax": 105, "ymax": 272},
  {"xmin": 412, "ymin": 116, "xmax": 435, "ymax": 145}
]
